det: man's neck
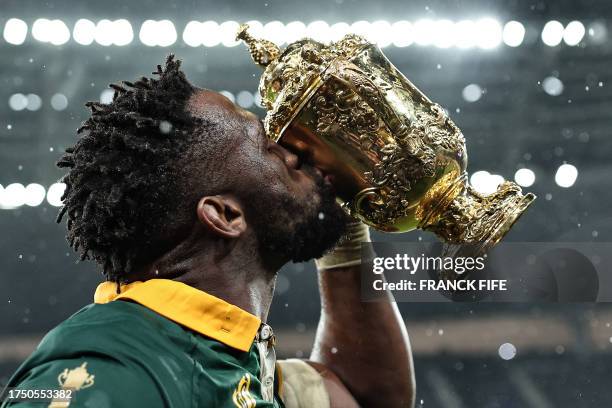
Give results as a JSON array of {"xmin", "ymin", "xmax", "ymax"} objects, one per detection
[
  {"xmin": 175, "ymin": 259, "xmax": 278, "ymax": 322},
  {"xmin": 133, "ymin": 233, "xmax": 283, "ymax": 322}
]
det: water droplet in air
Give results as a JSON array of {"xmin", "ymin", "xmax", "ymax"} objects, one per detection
[
  {"xmin": 498, "ymin": 342, "xmax": 517, "ymax": 360},
  {"xmin": 159, "ymin": 121, "xmax": 172, "ymax": 134}
]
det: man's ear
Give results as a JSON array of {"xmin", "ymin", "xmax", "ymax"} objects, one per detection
[{"xmin": 196, "ymin": 196, "xmax": 247, "ymax": 239}]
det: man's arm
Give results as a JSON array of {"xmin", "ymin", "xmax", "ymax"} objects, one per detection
[{"xmin": 309, "ymin": 222, "xmax": 415, "ymax": 408}]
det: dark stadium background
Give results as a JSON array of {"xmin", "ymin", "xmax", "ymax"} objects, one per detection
[{"xmin": 1, "ymin": 0, "xmax": 612, "ymax": 406}]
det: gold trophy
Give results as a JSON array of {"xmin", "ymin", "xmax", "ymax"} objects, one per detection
[{"xmin": 237, "ymin": 25, "xmax": 535, "ymax": 255}]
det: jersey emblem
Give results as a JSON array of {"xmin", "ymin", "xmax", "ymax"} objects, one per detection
[
  {"xmin": 48, "ymin": 362, "xmax": 95, "ymax": 408},
  {"xmin": 232, "ymin": 373, "xmax": 257, "ymax": 408},
  {"xmin": 57, "ymin": 362, "xmax": 95, "ymax": 391}
]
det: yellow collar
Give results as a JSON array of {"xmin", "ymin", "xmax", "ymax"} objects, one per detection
[{"xmin": 94, "ymin": 279, "xmax": 261, "ymax": 352}]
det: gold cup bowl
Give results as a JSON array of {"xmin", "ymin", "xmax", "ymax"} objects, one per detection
[{"xmin": 237, "ymin": 25, "xmax": 535, "ymax": 254}]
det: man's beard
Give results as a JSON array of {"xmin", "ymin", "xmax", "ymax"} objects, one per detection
[{"xmin": 250, "ymin": 166, "xmax": 351, "ymax": 264}]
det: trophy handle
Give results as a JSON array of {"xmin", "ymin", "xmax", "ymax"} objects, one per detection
[{"xmin": 349, "ymin": 187, "xmax": 381, "ymax": 224}]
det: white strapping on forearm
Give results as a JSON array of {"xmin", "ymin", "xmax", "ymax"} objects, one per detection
[{"xmin": 315, "ymin": 221, "xmax": 375, "ymax": 270}]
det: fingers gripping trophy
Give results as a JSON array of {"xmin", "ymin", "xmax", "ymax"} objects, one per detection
[{"xmin": 236, "ymin": 24, "xmax": 535, "ymax": 275}]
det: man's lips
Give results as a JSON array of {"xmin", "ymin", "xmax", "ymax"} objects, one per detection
[{"xmin": 311, "ymin": 166, "xmax": 333, "ymax": 186}]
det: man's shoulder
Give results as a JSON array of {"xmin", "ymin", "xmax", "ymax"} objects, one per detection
[
  {"xmin": 43, "ymin": 300, "xmax": 188, "ymax": 351},
  {"xmin": 2, "ymin": 301, "xmax": 195, "ymax": 407}
]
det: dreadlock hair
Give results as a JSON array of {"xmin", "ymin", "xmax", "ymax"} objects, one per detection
[{"xmin": 57, "ymin": 55, "xmax": 213, "ymax": 282}]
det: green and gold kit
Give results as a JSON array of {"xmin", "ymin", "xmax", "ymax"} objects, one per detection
[{"xmin": 1, "ymin": 279, "xmax": 285, "ymax": 407}]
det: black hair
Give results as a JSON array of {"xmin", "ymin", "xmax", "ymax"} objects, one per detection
[{"xmin": 57, "ymin": 55, "xmax": 211, "ymax": 281}]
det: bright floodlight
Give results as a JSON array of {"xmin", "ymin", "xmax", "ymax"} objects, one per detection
[
  {"xmin": 414, "ymin": 19, "xmax": 435, "ymax": 46},
  {"xmin": 50, "ymin": 93, "xmax": 68, "ymax": 111},
  {"xmin": 470, "ymin": 170, "xmax": 503, "ymax": 195},
  {"xmin": 563, "ymin": 21, "xmax": 585, "ymax": 46},
  {"xmin": 264, "ymin": 21, "xmax": 286, "ymax": 45},
  {"xmin": 236, "ymin": 91, "xmax": 254, "ymax": 108},
  {"xmin": 112, "ymin": 19, "xmax": 133, "ymax": 46},
  {"xmin": 219, "ymin": 90, "xmax": 235, "ymax": 103},
  {"xmin": 487, "ymin": 174, "xmax": 504, "ymax": 194},
  {"xmin": 183, "ymin": 21, "xmax": 202, "ymax": 47},
  {"xmin": 391, "ymin": 21, "xmax": 413, "ymax": 47},
  {"xmin": 433, "ymin": 19, "xmax": 455, "ymax": 48},
  {"xmin": 3, "ymin": 18, "xmax": 28, "ymax": 45},
  {"xmin": 254, "ymin": 92, "xmax": 264, "ymax": 108},
  {"xmin": 555, "ymin": 164, "xmax": 578, "ymax": 188},
  {"xmin": 95, "ymin": 19, "xmax": 115, "ymax": 46},
  {"xmin": 454, "ymin": 20, "xmax": 477, "ymax": 49},
  {"xmin": 9, "ymin": 93, "xmax": 28, "ymax": 111},
  {"xmin": 220, "ymin": 21, "xmax": 240, "ymax": 47},
  {"xmin": 49, "ymin": 19, "xmax": 70, "ymax": 45},
  {"xmin": 284, "ymin": 21, "xmax": 307, "ymax": 43},
  {"xmin": 32, "ymin": 18, "xmax": 50, "ymax": 42},
  {"xmin": 3, "ymin": 183, "xmax": 26, "ymax": 208},
  {"xmin": 158, "ymin": 20, "xmax": 177, "ymax": 47},
  {"xmin": 100, "ymin": 89, "xmax": 115, "ymax": 104},
  {"xmin": 307, "ymin": 21, "xmax": 330, "ymax": 43},
  {"xmin": 587, "ymin": 21, "xmax": 607, "ymax": 44},
  {"xmin": 329, "ymin": 22, "xmax": 350, "ymax": 42},
  {"xmin": 370, "ymin": 20, "xmax": 392, "ymax": 48},
  {"xmin": 245, "ymin": 20, "xmax": 264, "ymax": 38},
  {"xmin": 26, "ymin": 94, "xmax": 42, "ymax": 111},
  {"xmin": 350, "ymin": 21, "xmax": 371, "ymax": 38},
  {"xmin": 47, "ymin": 183, "xmax": 66, "ymax": 207},
  {"xmin": 139, "ymin": 20, "xmax": 155, "ymax": 46},
  {"xmin": 542, "ymin": 20, "xmax": 564, "ymax": 46},
  {"xmin": 503, "ymin": 21, "xmax": 525, "ymax": 47},
  {"xmin": 476, "ymin": 18, "xmax": 502, "ymax": 49},
  {"xmin": 24, "ymin": 183, "xmax": 46, "ymax": 206},
  {"xmin": 33, "ymin": 19, "xmax": 70, "ymax": 45},
  {"xmin": 73, "ymin": 19, "xmax": 96, "ymax": 45},
  {"xmin": 201, "ymin": 21, "xmax": 221, "ymax": 47},
  {"xmin": 514, "ymin": 168, "xmax": 535, "ymax": 187}
]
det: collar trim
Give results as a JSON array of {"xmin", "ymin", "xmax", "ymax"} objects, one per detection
[{"xmin": 94, "ymin": 279, "xmax": 261, "ymax": 352}]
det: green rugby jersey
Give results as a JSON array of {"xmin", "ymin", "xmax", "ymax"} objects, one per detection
[{"xmin": 1, "ymin": 279, "xmax": 285, "ymax": 408}]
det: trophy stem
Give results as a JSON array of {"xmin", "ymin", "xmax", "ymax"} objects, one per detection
[{"xmin": 420, "ymin": 179, "xmax": 536, "ymax": 256}]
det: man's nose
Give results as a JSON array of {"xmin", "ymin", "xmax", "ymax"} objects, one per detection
[{"xmin": 269, "ymin": 142, "xmax": 299, "ymax": 169}]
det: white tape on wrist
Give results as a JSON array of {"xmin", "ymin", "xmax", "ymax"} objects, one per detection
[{"xmin": 315, "ymin": 221, "xmax": 374, "ymax": 270}]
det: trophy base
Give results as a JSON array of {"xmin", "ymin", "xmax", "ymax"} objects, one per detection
[{"xmin": 421, "ymin": 180, "xmax": 536, "ymax": 257}]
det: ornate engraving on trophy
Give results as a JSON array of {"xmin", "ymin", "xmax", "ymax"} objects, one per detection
[{"xmin": 237, "ymin": 24, "xmax": 535, "ymax": 255}]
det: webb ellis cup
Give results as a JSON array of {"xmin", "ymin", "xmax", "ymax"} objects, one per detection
[{"xmin": 237, "ymin": 24, "xmax": 535, "ymax": 256}]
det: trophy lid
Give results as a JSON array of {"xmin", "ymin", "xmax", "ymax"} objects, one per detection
[{"xmin": 236, "ymin": 24, "xmax": 369, "ymax": 141}]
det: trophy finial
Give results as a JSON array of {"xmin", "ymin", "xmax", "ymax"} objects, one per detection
[{"xmin": 236, "ymin": 24, "xmax": 281, "ymax": 67}]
